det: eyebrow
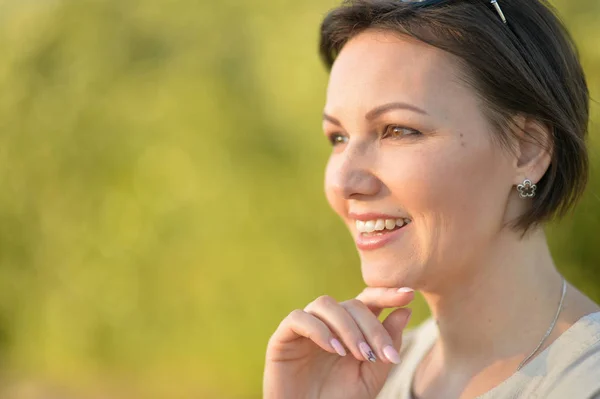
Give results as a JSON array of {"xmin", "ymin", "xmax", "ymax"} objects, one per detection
[{"xmin": 323, "ymin": 102, "xmax": 428, "ymax": 127}]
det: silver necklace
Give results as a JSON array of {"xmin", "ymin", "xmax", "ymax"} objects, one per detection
[{"xmin": 516, "ymin": 277, "xmax": 567, "ymax": 371}]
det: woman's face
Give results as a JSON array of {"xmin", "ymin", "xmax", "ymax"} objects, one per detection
[{"xmin": 323, "ymin": 30, "xmax": 517, "ymax": 290}]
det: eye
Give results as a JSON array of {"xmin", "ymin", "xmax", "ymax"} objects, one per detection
[
  {"xmin": 327, "ymin": 133, "xmax": 349, "ymax": 146},
  {"xmin": 382, "ymin": 125, "xmax": 422, "ymax": 139}
]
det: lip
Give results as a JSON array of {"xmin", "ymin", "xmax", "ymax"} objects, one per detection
[{"xmin": 354, "ymin": 222, "xmax": 410, "ymax": 251}]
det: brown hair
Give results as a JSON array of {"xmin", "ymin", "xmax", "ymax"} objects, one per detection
[{"xmin": 319, "ymin": 0, "xmax": 589, "ymax": 231}]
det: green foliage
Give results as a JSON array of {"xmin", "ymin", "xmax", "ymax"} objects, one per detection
[{"xmin": 0, "ymin": 0, "xmax": 597, "ymax": 397}]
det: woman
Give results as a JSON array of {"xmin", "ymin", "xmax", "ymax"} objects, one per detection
[{"xmin": 263, "ymin": 0, "xmax": 600, "ymax": 398}]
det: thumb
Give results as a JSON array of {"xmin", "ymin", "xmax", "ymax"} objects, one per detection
[
  {"xmin": 383, "ymin": 307, "xmax": 412, "ymax": 350},
  {"xmin": 360, "ymin": 308, "xmax": 412, "ymax": 391}
]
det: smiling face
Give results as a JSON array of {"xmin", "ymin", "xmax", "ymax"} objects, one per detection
[{"xmin": 323, "ymin": 30, "xmax": 518, "ymax": 289}]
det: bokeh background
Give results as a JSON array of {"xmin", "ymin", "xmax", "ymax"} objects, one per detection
[{"xmin": 0, "ymin": 0, "xmax": 598, "ymax": 398}]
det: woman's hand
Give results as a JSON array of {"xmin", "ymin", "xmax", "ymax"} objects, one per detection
[{"xmin": 263, "ymin": 287, "xmax": 414, "ymax": 399}]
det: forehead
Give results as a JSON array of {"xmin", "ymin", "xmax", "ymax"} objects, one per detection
[{"xmin": 326, "ymin": 29, "xmax": 470, "ymax": 114}]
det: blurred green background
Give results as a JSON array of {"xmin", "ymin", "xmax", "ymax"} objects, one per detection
[{"xmin": 0, "ymin": 0, "xmax": 598, "ymax": 398}]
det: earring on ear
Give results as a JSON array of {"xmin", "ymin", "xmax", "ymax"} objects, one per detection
[{"xmin": 517, "ymin": 179, "xmax": 537, "ymax": 199}]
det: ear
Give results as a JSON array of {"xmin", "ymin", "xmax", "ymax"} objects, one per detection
[{"xmin": 511, "ymin": 114, "xmax": 553, "ymax": 186}]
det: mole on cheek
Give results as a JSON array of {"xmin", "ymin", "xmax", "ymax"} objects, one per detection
[{"xmin": 460, "ymin": 133, "xmax": 466, "ymax": 148}]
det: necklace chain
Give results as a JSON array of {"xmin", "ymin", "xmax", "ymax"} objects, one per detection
[{"xmin": 516, "ymin": 277, "xmax": 567, "ymax": 371}]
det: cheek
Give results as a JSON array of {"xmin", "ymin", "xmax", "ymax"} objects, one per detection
[
  {"xmin": 377, "ymin": 139, "xmax": 508, "ymax": 279},
  {"xmin": 382, "ymin": 140, "xmax": 507, "ymax": 229}
]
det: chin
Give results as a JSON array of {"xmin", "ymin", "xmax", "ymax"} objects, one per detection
[{"xmin": 359, "ymin": 255, "xmax": 416, "ymax": 288}]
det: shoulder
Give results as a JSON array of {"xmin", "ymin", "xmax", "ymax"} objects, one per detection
[
  {"xmin": 546, "ymin": 343, "xmax": 600, "ymax": 398},
  {"xmin": 541, "ymin": 312, "xmax": 600, "ymax": 399}
]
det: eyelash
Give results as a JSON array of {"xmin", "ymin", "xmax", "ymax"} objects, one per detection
[{"xmin": 327, "ymin": 125, "xmax": 422, "ymax": 146}]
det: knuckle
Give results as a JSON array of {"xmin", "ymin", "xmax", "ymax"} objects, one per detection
[
  {"xmin": 344, "ymin": 298, "xmax": 366, "ymax": 309},
  {"xmin": 314, "ymin": 295, "xmax": 336, "ymax": 308},
  {"xmin": 287, "ymin": 309, "xmax": 304, "ymax": 321}
]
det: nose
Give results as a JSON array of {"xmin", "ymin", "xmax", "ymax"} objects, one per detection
[{"xmin": 328, "ymin": 143, "xmax": 382, "ymax": 200}]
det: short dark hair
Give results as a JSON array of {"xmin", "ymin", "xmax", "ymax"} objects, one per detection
[{"xmin": 319, "ymin": 0, "xmax": 589, "ymax": 231}]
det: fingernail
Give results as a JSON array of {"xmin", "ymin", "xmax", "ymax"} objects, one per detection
[
  {"xmin": 330, "ymin": 338, "xmax": 347, "ymax": 356},
  {"xmin": 358, "ymin": 341, "xmax": 377, "ymax": 362},
  {"xmin": 383, "ymin": 345, "xmax": 401, "ymax": 364},
  {"xmin": 397, "ymin": 287, "xmax": 414, "ymax": 293}
]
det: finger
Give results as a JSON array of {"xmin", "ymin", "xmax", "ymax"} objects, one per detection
[
  {"xmin": 360, "ymin": 308, "xmax": 412, "ymax": 388},
  {"xmin": 304, "ymin": 295, "xmax": 368, "ymax": 361},
  {"xmin": 382, "ymin": 307, "xmax": 412, "ymax": 362},
  {"xmin": 356, "ymin": 286, "xmax": 415, "ymax": 317},
  {"xmin": 272, "ymin": 309, "xmax": 345, "ymax": 357},
  {"xmin": 341, "ymin": 299, "xmax": 397, "ymax": 364}
]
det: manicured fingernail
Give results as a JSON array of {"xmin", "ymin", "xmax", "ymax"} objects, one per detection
[
  {"xmin": 330, "ymin": 338, "xmax": 347, "ymax": 356},
  {"xmin": 383, "ymin": 345, "xmax": 401, "ymax": 364},
  {"xmin": 358, "ymin": 341, "xmax": 377, "ymax": 362},
  {"xmin": 397, "ymin": 287, "xmax": 414, "ymax": 293}
]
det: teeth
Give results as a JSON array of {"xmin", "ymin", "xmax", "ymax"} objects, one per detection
[
  {"xmin": 385, "ymin": 219, "xmax": 396, "ymax": 230},
  {"xmin": 355, "ymin": 218, "xmax": 411, "ymax": 233},
  {"xmin": 356, "ymin": 220, "xmax": 366, "ymax": 231}
]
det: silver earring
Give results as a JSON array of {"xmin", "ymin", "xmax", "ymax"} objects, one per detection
[{"xmin": 517, "ymin": 179, "xmax": 537, "ymax": 199}]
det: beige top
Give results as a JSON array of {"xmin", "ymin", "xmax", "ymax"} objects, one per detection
[{"xmin": 377, "ymin": 311, "xmax": 600, "ymax": 399}]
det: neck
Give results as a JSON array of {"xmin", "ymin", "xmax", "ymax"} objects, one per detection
[{"xmin": 420, "ymin": 227, "xmax": 565, "ymax": 367}]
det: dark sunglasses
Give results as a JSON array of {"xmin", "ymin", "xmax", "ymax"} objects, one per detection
[{"xmin": 400, "ymin": 0, "xmax": 507, "ymax": 24}]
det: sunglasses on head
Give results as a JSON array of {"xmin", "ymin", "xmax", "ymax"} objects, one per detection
[{"xmin": 400, "ymin": 0, "xmax": 507, "ymax": 24}]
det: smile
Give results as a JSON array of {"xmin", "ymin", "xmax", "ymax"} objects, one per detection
[
  {"xmin": 355, "ymin": 218, "xmax": 411, "ymax": 234},
  {"xmin": 354, "ymin": 218, "xmax": 412, "ymax": 251}
]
